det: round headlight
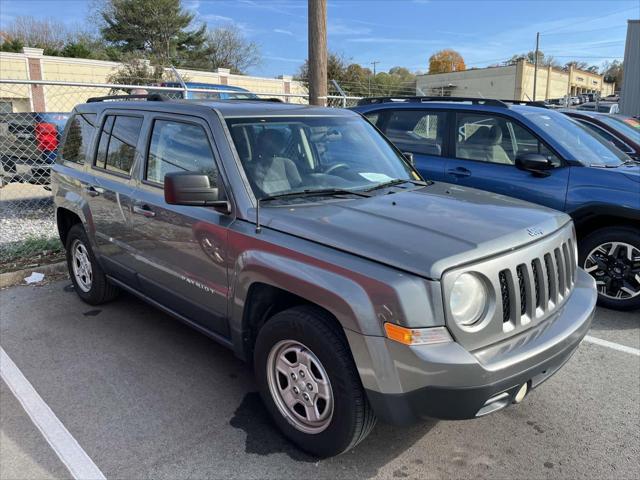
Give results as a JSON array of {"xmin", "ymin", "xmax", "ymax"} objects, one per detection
[{"xmin": 450, "ymin": 273, "xmax": 487, "ymax": 328}]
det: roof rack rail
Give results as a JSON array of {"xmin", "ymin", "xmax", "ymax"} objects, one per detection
[
  {"xmin": 356, "ymin": 96, "xmax": 509, "ymax": 108},
  {"xmin": 226, "ymin": 97, "xmax": 284, "ymax": 102},
  {"xmin": 500, "ymin": 99, "xmax": 549, "ymax": 108},
  {"xmin": 86, "ymin": 93, "xmax": 166, "ymax": 103}
]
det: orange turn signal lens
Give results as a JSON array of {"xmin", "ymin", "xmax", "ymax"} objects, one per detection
[{"xmin": 383, "ymin": 323, "xmax": 452, "ymax": 346}]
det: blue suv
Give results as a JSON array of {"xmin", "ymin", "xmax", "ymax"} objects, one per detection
[
  {"xmin": 155, "ymin": 82, "xmax": 259, "ymax": 100},
  {"xmin": 352, "ymin": 97, "xmax": 640, "ymax": 310}
]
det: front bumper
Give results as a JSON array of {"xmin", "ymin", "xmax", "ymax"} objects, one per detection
[{"xmin": 346, "ymin": 269, "xmax": 597, "ymax": 425}]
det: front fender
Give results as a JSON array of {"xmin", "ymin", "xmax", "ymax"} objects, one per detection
[{"xmin": 231, "ymin": 249, "xmax": 379, "ymax": 337}]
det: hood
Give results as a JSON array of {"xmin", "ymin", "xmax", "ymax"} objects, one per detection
[
  {"xmin": 585, "ymin": 162, "xmax": 640, "ymax": 184},
  {"xmin": 259, "ymin": 183, "xmax": 571, "ymax": 279},
  {"xmin": 620, "ymin": 164, "xmax": 640, "ymax": 183}
]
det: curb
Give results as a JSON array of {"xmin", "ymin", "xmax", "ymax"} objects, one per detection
[{"xmin": 0, "ymin": 261, "xmax": 67, "ymax": 289}]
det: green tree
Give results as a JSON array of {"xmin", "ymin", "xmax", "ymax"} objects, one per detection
[
  {"xmin": 296, "ymin": 52, "xmax": 416, "ymax": 97},
  {"xmin": 508, "ymin": 51, "xmax": 558, "ymax": 68},
  {"xmin": 106, "ymin": 54, "xmax": 165, "ymax": 92},
  {"xmin": 601, "ymin": 60, "xmax": 623, "ymax": 87},
  {"xmin": 0, "ymin": 38, "xmax": 24, "ymax": 53},
  {"xmin": 99, "ymin": 0, "xmax": 207, "ymax": 67},
  {"xmin": 60, "ymin": 42, "xmax": 93, "ymax": 58}
]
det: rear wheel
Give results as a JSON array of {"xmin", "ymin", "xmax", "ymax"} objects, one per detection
[
  {"xmin": 580, "ymin": 227, "xmax": 640, "ymax": 311},
  {"xmin": 65, "ymin": 224, "xmax": 119, "ymax": 305},
  {"xmin": 254, "ymin": 306, "xmax": 376, "ymax": 457}
]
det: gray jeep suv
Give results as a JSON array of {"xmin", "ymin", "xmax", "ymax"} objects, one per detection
[{"xmin": 51, "ymin": 96, "xmax": 597, "ymax": 457}]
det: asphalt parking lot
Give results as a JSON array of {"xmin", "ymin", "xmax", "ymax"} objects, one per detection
[{"xmin": 1, "ymin": 280, "xmax": 639, "ymax": 480}]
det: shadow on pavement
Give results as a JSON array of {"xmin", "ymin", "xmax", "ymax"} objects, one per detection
[{"xmin": 230, "ymin": 390, "xmax": 437, "ymax": 477}]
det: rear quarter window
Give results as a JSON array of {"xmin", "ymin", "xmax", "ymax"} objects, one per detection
[{"xmin": 61, "ymin": 113, "xmax": 97, "ymax": 164}]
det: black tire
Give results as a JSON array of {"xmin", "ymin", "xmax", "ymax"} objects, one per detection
[
  {"xmin": 254, "ymin": 306, "xmax": 376, "ymax": 457},
  {"xmin": 579, "ymin": 226, "xmax": 640, "ymax": 311},
  {"xmin": 65, "ymin": 223, "xmax": 119, "ymax": 305}
]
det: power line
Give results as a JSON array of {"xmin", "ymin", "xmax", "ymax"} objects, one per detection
[
  {"xmin": 540, "ymin": 6, "xmax": 638, "ymax": 35},
  {"xmin": 542, "ymin": 25, "xmax": 629, "ymax": 37}
]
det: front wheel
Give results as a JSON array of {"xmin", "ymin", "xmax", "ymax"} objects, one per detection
[
  {"xmin": 254, "ymin": 306, "xmax": 376, "ymax": 457},
  {"xmin": 579, "ymin": 227, "xmax": 640, "ymax": 311}
]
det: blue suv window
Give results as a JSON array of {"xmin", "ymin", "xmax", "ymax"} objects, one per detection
[
  {"xmin": 381, "ymin": 110, "xmax": 445, "ymax": 156},
  {"xmin": 455, "ymin": 113, "xmax": 559, "ymax": 166}
]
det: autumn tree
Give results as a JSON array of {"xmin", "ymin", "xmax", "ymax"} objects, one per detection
[{"xmin": 428, "ymin": 49, "xmax": 466, "ymax": 74}]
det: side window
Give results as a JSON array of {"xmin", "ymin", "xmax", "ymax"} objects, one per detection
[
  {"xmin": 146, "ymin": 120, "xmax": 218, "ymax": 185},
  {"xmin": 364, "ymin": 112, "xmax": 381, "ymax": 127},
  {"xmin": 94, "ymin": 115, "xmax": 142, "ymax": 176},
  {"xmin": 61, "ymin": 113, "xmax": 96, "ymax": 164},
  {"xmin": 105, "ymin": 116, "xmax": 143, "ymax": 175},
  {"xmin": 381, "ymin": 110, "xmax": 444, "ymax": 156},
  {"xmin": 455, "ymin": 114, "xmax": 560, "ymax": 166},
  {"xmin": 95, "ymin": 116, "xmax": 114, "ymax": 168}
]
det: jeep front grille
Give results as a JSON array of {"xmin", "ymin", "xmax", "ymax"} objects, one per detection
[
  {"xmin": 499, "ymin": 238, "xmax": 577, "ymax": 327},
  {"xmin": 442, "ymin": 223, "xmax": 578, "ymax": 351}
]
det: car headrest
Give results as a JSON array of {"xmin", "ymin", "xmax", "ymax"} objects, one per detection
[
  {"xmin": 257, "ymin": 129, "xmax": 287, "ymax": 159},
  {"xmin": 465, "ymin": 125, "xmax": 503, "ymax": 145}
]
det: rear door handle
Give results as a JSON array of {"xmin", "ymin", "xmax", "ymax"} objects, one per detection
[
  {"xmin": 446, "ymin": 167, "xmax": 472, "ymax": 178},
  {"xmin": 84, "ymin": 185, "xmax": 103, "ymax": 197},
  {"xmin": 133, "ymin": 204, "xmax": 156, "ymax": 218}
]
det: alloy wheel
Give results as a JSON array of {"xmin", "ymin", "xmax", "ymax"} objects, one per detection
[{"xmin": 584, "ymin": 241, "xmax": 640, "ymax": 300}]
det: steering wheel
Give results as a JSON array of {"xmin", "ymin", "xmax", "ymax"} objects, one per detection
[{"xmin": 324, "ymin": 163, "xmax": 350, "ymax": 175}]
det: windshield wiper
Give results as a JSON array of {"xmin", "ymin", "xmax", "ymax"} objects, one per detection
[
  {"xmin": 255, "ymin": 188, "xmax": 371, "ymax": 234},
  {"xmin": 261, "ymin": 187, "xmax": 371, "ymax": 203},
  {"xmin": 365, "ymin": 178, "xmax": 431, "ymax": 192}
]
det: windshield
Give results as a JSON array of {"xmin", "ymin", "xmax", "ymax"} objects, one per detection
[
  {"xmin": 226, "ymin": 115, "xmax": 416, "ymax": 198},
  {"xmin": 599, "ymin": 115, "xmax": 640, "ymax": 143},
  {"xmin": 521, "ymin": 109, "xmax": 624, "ymax": 166}
]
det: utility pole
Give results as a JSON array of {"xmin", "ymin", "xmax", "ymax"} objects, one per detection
[
  {"xmin": 370, "ymin": 60, "xmax": 379, "ymax": 96},
  {"xmin": 308, "ymin": 0, "xmax": 327, "ymax": 106},
  {"xmin": 533, "ymin": 32, "xmax": 540, "ymax": 101},
  {"xmin": 371, "ymin": 60, "xmax": 380, "ymax": 76}
]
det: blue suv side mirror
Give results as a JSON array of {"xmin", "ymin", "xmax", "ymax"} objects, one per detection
[{"xmin": 516, "ymin": 153, "xmax": 553, "ymax": 176}]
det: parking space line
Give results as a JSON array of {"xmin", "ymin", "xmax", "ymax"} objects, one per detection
[
  {"xmin": 583, "ymin": 335, "xmax": 640, "ymax": 357},
  {"xmin": 0, "ymin": 347, "xmax": 106, "ymax": 480}
]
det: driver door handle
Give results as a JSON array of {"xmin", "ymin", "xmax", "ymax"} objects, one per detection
[
  {"xmin": 84, "ymin": 185, "xmax": 103, "ymax": 197},
  {"xmin": 133, "ymin": 204, "xmax": 156, "ymax": 218},
  {"xmin": 446, "ymin": 167, "xmax": 472, "ymax": 178}
]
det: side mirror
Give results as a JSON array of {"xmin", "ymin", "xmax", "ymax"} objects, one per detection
[
  {"xmin": 164, "ymin": 172, "xmax": 230, "ymax": 212},
  {"xmin": 403, "ymin": 152, "xmax": 415, "ymax": 166},
  {"xmin": 515, "ymin": 153, "xmax": 553, "ymax": 176}
]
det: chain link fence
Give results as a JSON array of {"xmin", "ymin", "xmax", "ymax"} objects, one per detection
[{"xmin": 0, "ymin": 79, "xmax": 362, "ymax": 271}]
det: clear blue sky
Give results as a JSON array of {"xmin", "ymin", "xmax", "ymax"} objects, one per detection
[{"xmin": 0, "ymin": 0, "xmax": 638, "ymax": 77}]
